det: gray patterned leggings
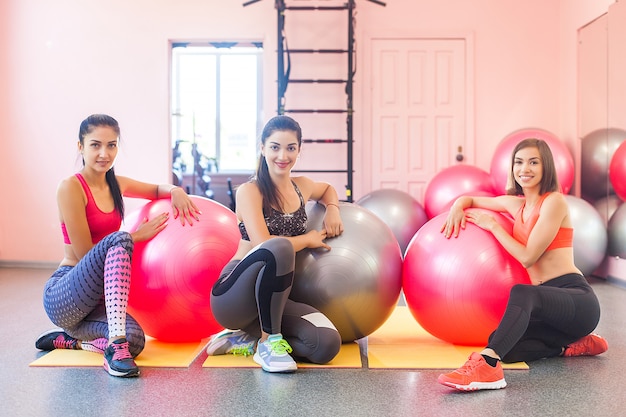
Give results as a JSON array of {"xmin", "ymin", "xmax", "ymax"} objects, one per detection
[
  {"xmin": 211, "ymin": 238, "xmax": 341, "ymax": 364},
  {"xmin": 43, "ymin": 231, "xmax": 145, "ymax": 357}
]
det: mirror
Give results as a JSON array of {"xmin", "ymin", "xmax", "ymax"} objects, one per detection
[{"xmin": 578, "ymin": 1, "xmax": 626, "ymax": 280}]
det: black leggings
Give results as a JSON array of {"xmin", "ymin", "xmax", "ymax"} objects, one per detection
[
  {"xmin": 43, "ymin": 231, "xmax": 145, "ymax": 357},
  {"xmin": 211, "ymin": 238, "xmax": 341, "ymax": 364},
  {"xmin": 487, "ymin": 273, "xmax": 601, "ymax": 363}
]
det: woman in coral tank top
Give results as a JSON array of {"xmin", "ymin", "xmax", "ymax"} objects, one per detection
[{"xmin": 438, "ymin": 138, "xmax": 607, "ymax": 392}]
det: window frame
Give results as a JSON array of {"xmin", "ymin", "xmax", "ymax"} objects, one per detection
[{"xmin": 170, "ymin": 41, "xmax": 263, "ymax": 174}]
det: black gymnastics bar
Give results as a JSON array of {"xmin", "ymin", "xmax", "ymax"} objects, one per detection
[
  {"xmin": 284, "ymin": 109, "xmax": 348, "ymax": 114},
  {"xmin": 285, "ymin": 6, "xmax": 349, "ymax": 11},
  {"xmin": 286, "ymin": 49, "xmax": 348, "ymax": 53},
  {"xmin": 302, "ymin": 139, "xmax": 347, "ymax": 143},
  {"xmin": 288, "ymin": 79, "xmax": 347, "ymax": 84},
  {"xmin": 291, "ymin": 169, "xmax": 352, "ymax": 174}
]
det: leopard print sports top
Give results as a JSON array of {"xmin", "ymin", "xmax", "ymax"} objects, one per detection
[{"xmin": 238, "ymin": 181, "xmax": 307, "ymax": 240}]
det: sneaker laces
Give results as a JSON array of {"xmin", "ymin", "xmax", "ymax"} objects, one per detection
[
  {"xmin": 52, "ymin": 335, "xmax": 77, "ymax": 349},
  {"xmin": 93, "ymin": 338, "xmax": 108, "ymax": 351},
  {"xmin": 111, "ymin": 341, "xmax": 133, "ymax": 361},
  {"xmin": 230, "ymin": 345, "xmax": 254, "ymax": 356},
  {"xmin": 565, "ymin": 336, "xmax": 606, "ymax": 356},
  {"xmin": 455, "ymin": 356, "xmax": 483, "ymax": 375},
  {"xmin": 268, "ymin": 338, "xmax": 293, "ymax": 355}
]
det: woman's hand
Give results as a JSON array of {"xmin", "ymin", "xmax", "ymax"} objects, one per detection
[
  {"xmin": 465, "ymin": 210, "xmax": 498, "ymax": 232},
  {"xmin": 131, "ymin": 212, "xmax": 170, "ymax": 242},
  {"xmin": 441, "ymin": 205, "xmax": 467, "ymax": 238},
  {"xmin": 170, "ymin": 188, "xmax": 201, "ymax": 226},
  {"xmin": 322, "ymin": 205, "xmax": 344, "ymax": 238},
  {"xmin": 305, "ymin": 229, "xmax": 331, "ymax": 250}
]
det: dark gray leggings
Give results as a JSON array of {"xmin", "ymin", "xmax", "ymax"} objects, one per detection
[
  {"xmin": 43, "ymin": 231, "xmax": 145, "ymax": 357},
  {"xmin": 488, "ymin": 273, "xmax": 601, "ymax": 363},
  {"xmin": 211, "ymin": 238, "xmax": 341, "ymax": 364}
]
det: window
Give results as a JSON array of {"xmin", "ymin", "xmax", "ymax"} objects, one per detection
[{"xmin": 171, "ymin": 43, "xmax": 262, "ymax": 174}]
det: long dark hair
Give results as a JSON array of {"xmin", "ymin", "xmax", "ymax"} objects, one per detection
[
  {"xmin": 78, "ymin": 114, "xmax": 124, "ymax": 219},
  {"xmin": 506, "ymin": 138, "xmax": 560, "ymax": 196},
  {"xmin": 254, "ymin": 115, "xmax": 302, "ymax": 214}
]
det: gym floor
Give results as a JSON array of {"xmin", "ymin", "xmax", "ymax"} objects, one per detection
[{"xmin": 2, "ymin": 266, "xmax": 625, "ymax": 417}]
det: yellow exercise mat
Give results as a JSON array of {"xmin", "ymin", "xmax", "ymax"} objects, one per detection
[
  {"xmin": 367, "ymin": 306, "xmax": 529, "ymax": 370},
  {"xmin": 29, "ymin": 336, "xmax": 208, "ymax": 368},
  {"xmin": 202, "ymin": 341, "xmax": 362, "ymax": 368}
]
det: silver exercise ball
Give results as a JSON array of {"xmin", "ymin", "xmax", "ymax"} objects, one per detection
[
  {"xmin": 292, "ymin": 202, "xmax": 403, "ymax": 342},
  {"xmin": 608, "ymin": 203, "xmax": 626, "ymax": 258},
  {"xmin": 356, "ymin": 189, "xmax": 428, "ymax": 254},
  {"xmin": 592, "ymin": 194, "xmax": 623, "ymax": 227},
  {"xmin": 564, "ymin": 195, "xmax": 607, "ymax": 276},
  {"xmin": 581, "ymin": 128, "xmax": 626, "ymax": 200}
]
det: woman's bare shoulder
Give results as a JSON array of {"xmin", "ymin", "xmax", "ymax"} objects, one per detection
[
  {"xmin": 57, "ymin": 175, "xmax": 82, "ymax": 196},
  {"xmin": 237, "ymin": 181, "xmax": 259, "ymax": 195}
]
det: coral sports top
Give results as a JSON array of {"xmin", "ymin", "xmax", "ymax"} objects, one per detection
[
  {"xmin": 61, "ymin": 173, "xmax": 122, "ymax": 244},
  {"xmin": 512, "ymin": 192, "xmax": 573, "ymax": 251}
]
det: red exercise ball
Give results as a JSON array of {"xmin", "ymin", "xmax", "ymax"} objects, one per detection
[
  {"xmin": 122, "ymin": 196, "xmax": 239, "ymax": 342},
  {"xmin": 402, "ymin": 209, "xmax": 530, "ymax": 346},
  {"xmin": 423, "ymin": 164, "xmax": 494, "ymax": 219},
  {"xmin": 610, "ymin": 140, "xmax": 626, "ymax": 202},
  {"xmin": 490, "ymin": 128, "xmax": 574, "ymax": 195}
]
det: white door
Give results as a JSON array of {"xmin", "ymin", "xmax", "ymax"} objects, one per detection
[{"xmin": 366, "ymin": 37, "xmax": 472, "ymax": 203}]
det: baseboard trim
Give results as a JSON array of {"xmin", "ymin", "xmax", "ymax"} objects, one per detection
[{"xmin": 0, "ymin": 260, "xmax": 57, "ymax": 269}]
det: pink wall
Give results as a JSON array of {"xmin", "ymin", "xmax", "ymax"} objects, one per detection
[{"xmin": 0, "ymin": 0, "xmax": 614, "ymax": 264}]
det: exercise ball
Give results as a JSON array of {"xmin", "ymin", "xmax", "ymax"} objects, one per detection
[
  {"xmin": 564, "ymin": 195, "xmax": 607, "ymax": 277},
  {"xmin": 581, "ymin": 128, "xmax": 626, "ymax": 200},
  {"xmin": 441, "ymin": 190, "xmax": 498, "ymax": 213},
  {"xmin": 291, "ymin": 202, "xmax": 403, "ymax": 342},
  {"xmin": 356, "ymin": 189, "xmax": 428, "ymax": 254},
  {"xmin": 610, "ymin": 139, "xmax": 626, "ymax": 201},
  {"xmin": 122, "ymin": 196, "xmax": 239, "ymax": 342},
  {"xmin": 423, "ymin": 164, "xmax": 494, "ymax": 219},
  {"xmin": 490, "ymin": 128, "xmax": 574, "ymax": 195},
  {"xmin": 608, "ymin": 203, "xmax": 626, "ymax": 258},
  {"xmin": 593, "ymin": 195, "xmax": 622, "ymax": 226},
  {"xmin": 403, "ymin": 209, "xmax": 530, "ymax": 346}
]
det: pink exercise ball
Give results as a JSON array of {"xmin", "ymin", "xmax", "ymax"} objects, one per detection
[
  {"xmin": 122, "ymin": 196, "xmax": 239, "ymax": 342},
  {"xmin": 610, "ymin": 140, "xmax": 626, "ymax": 202},
  {"xmin": 423, "ymin": 165, "xmax": 494, "ymax": 219},
  {"xmin": 490, "ymin": 128, "xmax": 574, "ymax": 195},
  {"xmin": 441, "ymin": 190, "xmax": 497, "ymax": 213},
  {"xmin": 402, "ymin": 209, "xmax": 530, "ymax": 346}
]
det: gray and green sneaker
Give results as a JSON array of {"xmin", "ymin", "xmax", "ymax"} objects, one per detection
[
  {"xmin": 206, "ymin": 329, "xmax": 256, "ymax": 356},
  {"xmin": 253, "ymin": 333, "xmax": 297, "ymax": 373}
]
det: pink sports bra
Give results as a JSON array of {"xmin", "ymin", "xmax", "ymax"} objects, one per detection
[
  {"xmin": 513, "ymin": 192, "xmax": 573, "ymax": 251},
  {"xmin": 61, "ymin": 173, "xmax": 122, "ymax": 244}
]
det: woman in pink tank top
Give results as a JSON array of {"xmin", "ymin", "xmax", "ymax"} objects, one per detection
[{"xmin": 36, "ymin": 114, "xmax": 201, "ymax": 378}]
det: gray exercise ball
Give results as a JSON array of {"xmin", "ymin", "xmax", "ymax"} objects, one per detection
[
  {"xmin": 564, "ymin": 195, "xmax": 607, "ymax": 276},
  {"xmin": 356, "ymin": 189, "xmax": 428, "ymax": 255},
  {"xmin": 608, "ymin": 203, "xmax": 626, "ymax": 258},
  {"xmin": 592, "ymin": 194, "xmax": 623, "ymax": 226},
  {"xmin": 581, "ymin": 128, "xmax": 626, "ymax": 200},
  {"xmin": 291, "ymin": 202, "xmax": 403, "ymax": 342}
]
